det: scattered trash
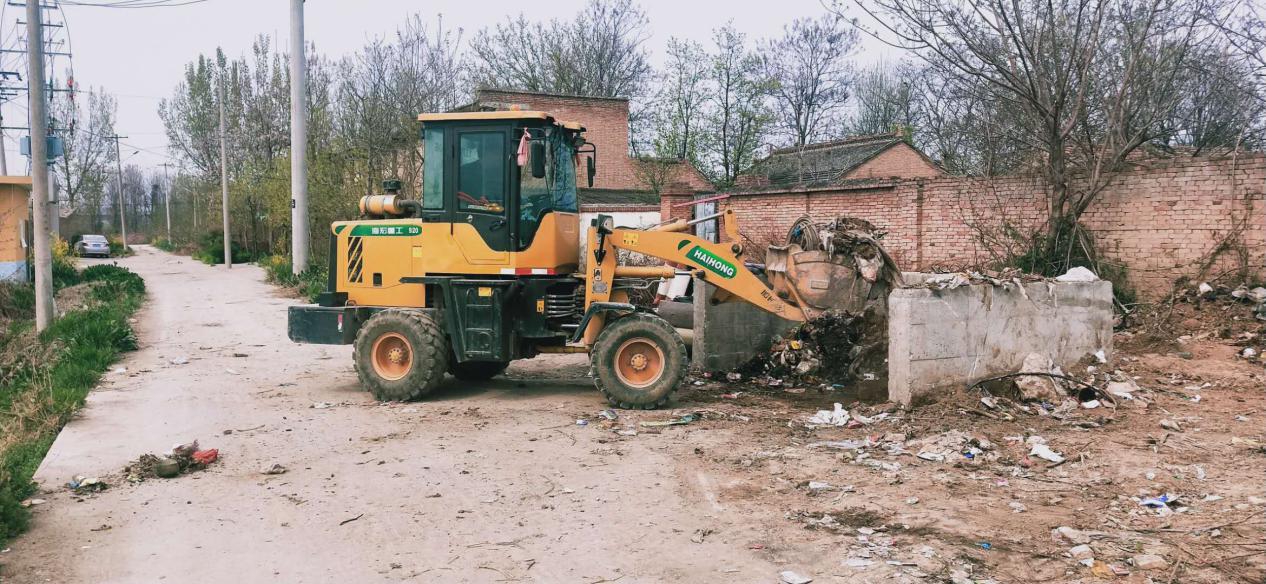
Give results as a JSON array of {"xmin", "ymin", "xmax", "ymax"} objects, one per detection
[
  {"xmin": 597, "ymin": 409, "xmax": 618, "ymax": 421},
  {"xmin": 1241, "ymin": 347, "xmax": 1257, "ymax": 359},
  {"xmin": 19, "ymin": 498, "xmax": 46, "ymax": 507},
  {"xmin": 575, "ymin": 419, "xmax": 589, "ymax": 426},
  {"xmin": 1008, "ymin": 502, "xmax": 1026, "ymax": 513},
  {"xmin": 615, "ymin": 429, "xmax": 638, "ymax": 436},
  {"xmin": 311, "ymin": 402, "xmax": 333, "ymax": 409},
  {"xmin": 191, "ymin": 449, "xmax": 218, "ymax": 465},
  {"xmin": 720, "ymin": 392, "xmax": 743, "ymax": 399},
  {"xmin": 1160, "ymin": 419, "xmax": 1183, "ymax": 432},
  {"xmin": 906, "ymin": 497, "xmax": 919, "ymax": 505},
  {"xmin": 338, "ymin": 513, "xmax": 364, "ymax": 526},
  {"xmin": 66, "ymin": 476, "xmax": 106, "ymax": 493},
  {"xmin": 808, "ymin": 439, "xmax": 869, "ymax": 450},
  {"xmin": 1055, "ymin": 266, "xmax": 1099, "ymax": 282},
  {"xmin": 112, "ymin": 367, "xmax": 128, "ymax": 374},
  {"xmin": 807, "ymin": 403, "xmax": 850, "ymax": 427},
  {"xmin": 1028, "ymin": 442, "xmax": 1065, "ymax": 464},
  {"xmin": 640, "ymin": 412, "xmax": 702, "ymax": 427},
  {"xmin": 261, "ymin": 463, "xmax": 288, "ymax": 475},
  {"xmin": 690, "ymin": 528, "xmax": 714, "ymax": 544},
  {"xmin": 725, "ymin": 372, "xmax": 742, "ymax": 382},
  {"xmin": 1197, "ymin": 282, "xmax": 1214, "ymax": 296},
  {"xmin": 169, "ymin": 356, "xmax": 189, "ymax": 365},
  {"xmin": 977, "ymin": 542, "xmax": 992, "ymax": 550},
  {"xmin": 1093, "ymin": 349, "xmax": 1107, "ymax": 363},
  {"xmin": 779, "ymin": 570, "xmax": 813, "ymax": 584},
  {"xmin": 154, "ymin": 457, "xmax": 180, "ymax": 478},
  {"xmin": 1140, "ymin": 493, "xmax": 1177, "ymax": 511},
  {"xmin": 1081, "ymin": 399, "xmax": 1101, "ymax": 409}
]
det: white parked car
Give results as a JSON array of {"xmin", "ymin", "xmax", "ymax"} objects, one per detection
[{"xmin": 74, "ymin": 234, "xmax": 111, "ymax": 258}]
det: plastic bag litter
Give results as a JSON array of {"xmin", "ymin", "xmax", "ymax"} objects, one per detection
[
  {"xmin": 1055, "ymin": 266, "xmax": 1099, "ymax": 282},
  {"xmin": 807, "ymin": 403, "xmax": 850, "ymax": 427}
]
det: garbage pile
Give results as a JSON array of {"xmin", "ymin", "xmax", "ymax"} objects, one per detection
[
  {"xmin": 737, "ymin": 306, "xmax": 887, "ymax": 388},
  {"xmin": 122, "ymin": 439, "xmax": 219, "ymax": 483}
]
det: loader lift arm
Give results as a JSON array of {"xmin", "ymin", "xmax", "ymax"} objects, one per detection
[{"xmin": 580, "ymin": 209, "xmax": 806, "ymax": 345}]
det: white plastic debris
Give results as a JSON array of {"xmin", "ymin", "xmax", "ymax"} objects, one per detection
[
  {"xmin": 1008, "ymin": 501, "xmax": 1027, "ymax": 513},
  {"xmin": 1093, "ymin": 349, "xmax": 1107, "ymax": 364},
  {"xmin": 1081, "ymin": 399, "xmax": 1101, "ymax": 409},
  {"xmin": 311, "ymin": 402, "xmax": 333, "ymax": 409},
  {"xmin": 1198, "ymin": 282, "xmax": 1214, "ymax": 296},
  {"xmin": 1053, "ymin": 526, "xmax": 1091, "ymax": 545},
  {"xmin": 1055, "ymin": 266, "xmax": 1099, "ymax": 282},
  {"xmin": 1242, "ymin": 347, "xmax": 1257, "ymax": 359},
  {"xmin": 1069, "ymin": 544, "xmax": 1094, "ymax": 561},
  {"xmin": 1029, "ymin": 443, "xmax": 1065, "ymax": 464},
  {"xmin": 779, "ymin": 571, "xmax": 813, "ymax": 584},
  {"xmin": 807, "ymin": 403, "xmax": 850, "ymax": 427}
]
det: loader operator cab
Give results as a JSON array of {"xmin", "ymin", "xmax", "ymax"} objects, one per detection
[{"xmin": 417, "ymin": 111, "xmax": 593, "ymax": 254}]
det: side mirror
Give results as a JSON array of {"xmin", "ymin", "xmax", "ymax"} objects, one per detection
[
  {"xmin": 530, "ymin": 141, "xmax": 546, "ymax": 179},
  {"xmin": 586, "ymin": 156, "xmax": 596, "ymax": 188}
]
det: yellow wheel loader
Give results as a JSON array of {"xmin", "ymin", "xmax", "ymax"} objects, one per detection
[{"xmin": 288, "ymin": 110, "xmax": 868, "ymax": 408}]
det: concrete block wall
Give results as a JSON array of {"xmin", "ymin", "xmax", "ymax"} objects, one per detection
[
  {"xmin": 887, "ymin": 280, "xmax": 1115, "ymax": 405},
  {"xmin": 691, "ymin": 282, "xmax": 798, "ymax": 371}
]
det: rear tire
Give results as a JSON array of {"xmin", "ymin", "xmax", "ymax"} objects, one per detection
[
  {"xmin": 450, "ymin": 361, "xmax": 509, "ymax": 381},
  {"xmin": 353, "ymin": 310, "xmax": 448, "ymax": 401},
  {"xmin": 591, "ymin": 313, "xmax": 687, "ymax": 409}
]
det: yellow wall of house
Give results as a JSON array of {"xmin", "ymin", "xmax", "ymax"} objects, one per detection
[{"xmin": 0, "ymin": 179, "xmax": 32, "ymax": 264}]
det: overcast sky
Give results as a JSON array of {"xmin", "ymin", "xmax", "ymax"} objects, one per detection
[{"xmin": 0, "ymin": 0, "xmax": 894, "ymax": 174}]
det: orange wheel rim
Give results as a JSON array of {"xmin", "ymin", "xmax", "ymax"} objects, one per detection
[
  {"xmin": 614, "ymin": 337, "xmax": 665, "ymax": 389},
  {"xmin": 371, "ymin": 332, "xmax": 413, "ymax": 381}
]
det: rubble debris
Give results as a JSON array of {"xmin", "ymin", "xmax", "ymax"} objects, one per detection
[
  {"xmin": 1013, "ymin": 353, "xmax": 1063, "ymax": 402},
  {"xmin": 1053, "ymin": 526, "xmax": 1092, "ymax": 545},
  {"xmin": 1131, "ymin": 554, "xmax": 1168, "ymax": 571},
  {"xmin": 154, "ymin": 457, "xmax": 180, "ymax": 478},
  {"xmin": 1159, "ymin": 419, "xmax": 1183, "ymax": 432},
  {"xmin": 1069, "ymin": 544, "xmax": 1094, "ymax": 561}
]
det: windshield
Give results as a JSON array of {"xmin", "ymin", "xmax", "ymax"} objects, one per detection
[
  {"xmin": 83, "ymin": 235, "xmax": 107, "ymax": 243},
  {"xmin": 518, "ymin": 128, "xmax": 578, "ymax": 249}
]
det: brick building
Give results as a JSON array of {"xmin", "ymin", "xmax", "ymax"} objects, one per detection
[
  {"xmin": 736, "ymin": 133, "xmax": 943, "ymax": 189},
  {"xmin": 662, "ymin": 154, "xmax": 1265, "ymax": 298},
  {"xmin": 0, "ymin": 176, "xmax": 33, "ymax": 282},
  {"xmin": 454, "ymin": 88, "xmax": 714, "ymax": 216}
]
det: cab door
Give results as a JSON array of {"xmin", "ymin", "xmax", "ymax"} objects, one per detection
[{"xmin": 452, "ymin": 129, "xmax": 511, "ymax": 264}]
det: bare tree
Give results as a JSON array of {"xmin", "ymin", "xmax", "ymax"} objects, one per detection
[
  {"xmin": 652, "ymin": 38, "xmax": 710, "ymax": 162},
  {"xmin": 847, "ymin": 0, "xmax": 1236, "ymax": 271},
  {"xmin": 762, "ymin": 14, "xmax": 858, "ymax": 147},
  {"xmin": 52, "ymin": 87, "xmax": 116, "ymax": 222},
  {"xmin": 847, "ymin": 62, "xmax": 918, "ymax": 137},
  {"xmin": 703, "ymin": 24, "xmax": 773, "ymax": 187},
  {"xmin": 470, "ymin": 0, "xmax": 651, "ymax": 98}
]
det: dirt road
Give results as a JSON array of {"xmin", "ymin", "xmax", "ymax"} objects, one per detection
[
  {"xmin": 3, "ymin": 247, "xmax": 778, "ymax": 583},
  {"xmin": 5, "ymin": 247, "xmax": 1265, "ymax": 583}
]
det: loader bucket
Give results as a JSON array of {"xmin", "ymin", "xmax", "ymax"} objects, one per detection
[{"xmin": 766, "ymin": 244, "xmax": 894, "ymax": 319}]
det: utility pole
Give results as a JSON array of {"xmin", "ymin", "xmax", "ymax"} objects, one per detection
[
  {"xmin": 217, "ymin": 70, "xmax": 231, "ymax": 268},
  {"xmin": 0, "ymin": 108, "xmax": 8, "ymax": 175},
  {"xmin": 26, "ymin": 0, "xmax": 52, "ymax": 330},
  {"xmin": 108, "ymin": 134, "xmax": 128, "ymax": 252},
  {"xmin": 159, "ymin": 162, "xmax": 173, "ymax": 240},
  {"xmin": 289, "ymin": 0, "xmax": 309, "ymax": 275}
]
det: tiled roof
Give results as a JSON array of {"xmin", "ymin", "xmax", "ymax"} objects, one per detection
[{"xmin": 748, "ymin": 134, "xmax": 906, "ymax": 188}]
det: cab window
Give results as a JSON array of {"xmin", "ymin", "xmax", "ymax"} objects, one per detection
[
  {"xmin": 422, "ymin": 127, "xmax": 444, "ymax": 210},
  {"xmin": 457, "ymin": 132, "xmax": 505, "ymax": 213}
]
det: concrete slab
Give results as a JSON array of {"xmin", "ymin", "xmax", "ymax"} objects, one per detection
[{"xmin": 887, "ymin": 280, "xmax": 1114, "ymax": 405}]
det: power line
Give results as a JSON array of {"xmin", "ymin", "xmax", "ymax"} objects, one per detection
[{"xmin": 56, "ymin": 0, "xmax": 212, "ymax": 8}]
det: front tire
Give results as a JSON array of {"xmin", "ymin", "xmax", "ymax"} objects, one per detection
[
  {"xmin": 353, "ymin": 310, "xmax": 449, "ymax": 401},
  {"xmin": 591, "ymin": 313, "xmax": 687, "ymax": 409}
]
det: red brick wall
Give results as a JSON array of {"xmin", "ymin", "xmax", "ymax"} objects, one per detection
[
  {"xmin": 668, "ymin": 155, "xmax": 1266, "ymax": 297},
  {"xmin": 477, "ymin": 89, "xmax": 638, "ymax": 191},
  {"xmin": 843, "ymin": 143, "xmax": 944, "ymax": 180}
]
